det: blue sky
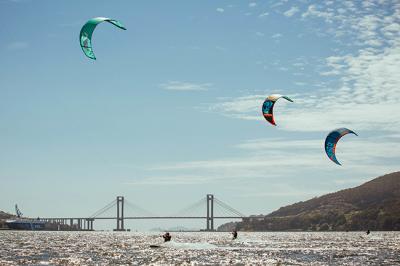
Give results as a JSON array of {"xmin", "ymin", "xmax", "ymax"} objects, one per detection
[{"xmin": 1, "ymin": 0, "xmax": 399, "ymax": 230}]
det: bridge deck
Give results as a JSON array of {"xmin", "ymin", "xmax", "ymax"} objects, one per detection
[{"xmin": 40, "ymin": 216, "xmax": 245, "ymax": 220}]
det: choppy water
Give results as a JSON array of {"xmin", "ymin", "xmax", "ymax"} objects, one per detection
[{"xmin": 0, "ymin": 231, "xmax": 399, "ymax": 265}]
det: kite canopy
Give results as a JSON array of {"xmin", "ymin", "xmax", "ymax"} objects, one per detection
[
  {"xmin": 79, "ymin": 17, "xmax": 126, "ymax": 60},
  {"xmin": 324, "ymin": 128, "xmax": 358, "ymax": 165},
  {"xmin": 261, "ymin": 94, "xmax": 293, "ymax": 126}
]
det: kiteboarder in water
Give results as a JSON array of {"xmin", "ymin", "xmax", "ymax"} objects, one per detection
[
  {"xmin": 162, "ymin": 232, "xmax": 171, "ymax": 242},
  {"xmin": 232, "ymin": 230, "xmax": 238, "ymax": 240}
]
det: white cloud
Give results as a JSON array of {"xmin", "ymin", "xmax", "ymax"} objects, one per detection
[
  {"xmin": 208, "ymin": 94, "xmax": 265, "ymax": 120},
  {"xmin": 160, "ymin": 81, "xmax": 211, "ymax": 91},
  {"xmin": 249, "ymin": 2, "xmax": 257, "ymax": 8},
  {"xmin": 234, "ymin": 138, "xmax": 321, "ymax": 151},
  {"xmin": 124, "ymin": 175, "xmax": 209, "ymax": 186},
  {"xmin": 237, "ymin": 189, "xmax": 330, "ymax": 198},
  {"xmin": 258, "ymin": 12, "xmax": 269, "ymax": 18},
  {"xmin": 284, "ymin": 6, "xmax": 299, "ymax": 17},
  {"xmin": 133, "ymin": 136, "xmax": 400, "ymax": 186},
  {"xmin": 271, "ymin": 33, "xmax": 283, "ymax": 39},
  {"xmin": 302, "ymin": 4, "xmax": 334, "ymax": 23},
  {"xmin": 7, "ymin": 41, "xmax": 29, "ymax": 50},
  {"xmin": 216, "ymin": 8, "xmax": 224, "ymax": 13},
  {"xmin": 270, "ymin": 1, "xmax": 284, "ymax": 8},
  {"xmin": 255, "ymin": 31, "xmax": 265, "ymax": 37},
  {"xmin": 215, "ymin": 46, "xmax": 227, "ymax": 51},
  {"xmin": 300, "ymin": 1, "xmax": 400, "ymax": 49}
]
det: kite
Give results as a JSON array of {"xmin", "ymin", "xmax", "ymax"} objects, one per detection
[
  {"xmin": 261, "ymin": 94, "xmax": 293, "ymax": 126},
  {"xmin": 79, "ymin": 17, "xmax": 126, "ymax": 60},
  {"xmin": 324, "ymin": 128, "xmax": 358, "ymax": 165}
]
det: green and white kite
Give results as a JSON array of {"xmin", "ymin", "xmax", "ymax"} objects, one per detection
[{"xmin": 79, "ymin": 17, "xmax": 126, "ymax": 60}]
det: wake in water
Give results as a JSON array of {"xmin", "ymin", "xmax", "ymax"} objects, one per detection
[
  {"xmin": 157, "ymin": 241, "xmax": 218, "ymax": 250},
  {"xmin": 0, "ymin": 231, "xmax": 399, "ymax": 265}
]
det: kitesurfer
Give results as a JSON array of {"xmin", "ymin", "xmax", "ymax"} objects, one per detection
[
  {"xmin": 162, "ymin": 232, "xmax": 171, "ymax": 242},
  {"xmin": 232, "ymin": 230, "xmax": 238, "ymax": 240},
  {"xmin": 366, "ymin": 229, "xmax": 370, "ymax": 235}
]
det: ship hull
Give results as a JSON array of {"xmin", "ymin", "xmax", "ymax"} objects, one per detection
[{"xmin": 6, "ymin": 220, "xmax": 45, "ymax": 230}]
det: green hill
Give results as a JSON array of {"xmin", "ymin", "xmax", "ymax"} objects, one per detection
[{"xmin": 219, "ymin": 171, "xmax": 400, "ymax": 231}]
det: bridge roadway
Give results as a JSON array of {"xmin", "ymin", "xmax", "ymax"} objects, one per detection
[
  {"xmin": 40, "ymin": 216, "xmax": 244, "ymax": 220},
  {"xmin": 38, "ymin": 216, "xmax": 244, "ymax": 231}
]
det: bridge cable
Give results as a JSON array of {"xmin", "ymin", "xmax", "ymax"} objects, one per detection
[
  {"xmin": 90, "ymin": 200, "xmax": 116, "ymax": 218},
  {"xmin": 124, "ymin": 200, "xmax": 158, "ymax": 217},
  {"xmin": 214, "ymin": 198, "xmax": 245, "ymax": 217},
  {"xmin": 89, "ymin": 199, "xmax": 117, "ymax": 218},
  {"xmin": 214, "ymin": 199, "xmax": 244, "ymax": 217},
  {"xmin": 213, "ymin": 203, "xmax": 234, "ymax": 217},
  {"xmin": 170, "ymin": 196, "xmax": 207, "ymax": 217}
]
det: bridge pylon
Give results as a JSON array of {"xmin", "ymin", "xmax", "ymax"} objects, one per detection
[
  {"xmin": 206, "ymin": 194, "xmax": 214, "ymax": 231},
  {"xmin": 114, "ymin": 196, "xmax": 126, "ymax": 231}
]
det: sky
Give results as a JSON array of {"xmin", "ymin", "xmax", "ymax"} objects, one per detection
[{"xmin": 0, "ymin": 0, "xmax": 399, "ymax": 230}]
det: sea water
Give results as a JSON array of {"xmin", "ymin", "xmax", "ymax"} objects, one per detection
[{"xmin": 0, "ymin": 231, "xmax": 399, "ymax": 265}]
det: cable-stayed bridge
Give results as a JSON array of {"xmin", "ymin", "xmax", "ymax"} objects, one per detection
[{"xmin": 39, "ymin": 194, "xmax": 246, "ymax": 231}]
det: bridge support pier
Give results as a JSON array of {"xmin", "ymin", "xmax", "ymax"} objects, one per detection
[
  {"xmin": 206, "ymin": 194, "xmax": 214, "ymax": 231},
  {"xmin": 114, "ymin": 196, "xmax": 125, "ymax": 231},
  {"xmin": 84, "ymin": 219, "xmax": 94, "ymax": 231}
]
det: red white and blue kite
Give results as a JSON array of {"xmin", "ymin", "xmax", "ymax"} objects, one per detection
[{"xmin": 262, "ymin": 94, "xmax": 293, "ymax": 126}]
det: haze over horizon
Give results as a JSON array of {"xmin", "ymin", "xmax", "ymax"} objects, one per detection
[{"xmin": 1, "ymin": 0, "xmax": 399, "ymax": 230}]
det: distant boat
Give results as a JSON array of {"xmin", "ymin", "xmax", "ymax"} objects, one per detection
[
  {"xmin": 5, "ymin": 204, "xmax": 45, "ymax": 230},
  {"xmin": 5, "ymin": 219, "xmax": 46, "ymax": 230}
]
